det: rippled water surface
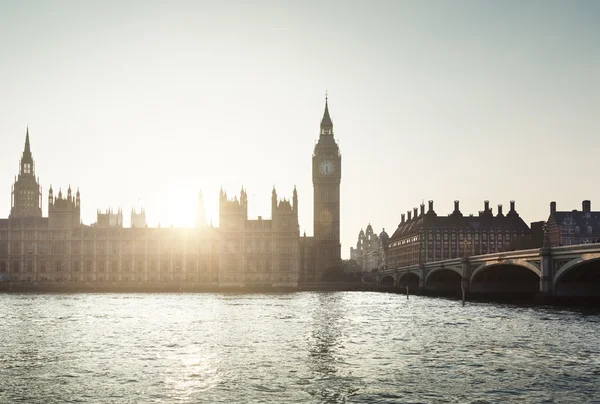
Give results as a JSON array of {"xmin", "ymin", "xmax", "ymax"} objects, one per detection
[{"xmin": 1, "ymin": 292, "xmax": 599, "ymax": 403}]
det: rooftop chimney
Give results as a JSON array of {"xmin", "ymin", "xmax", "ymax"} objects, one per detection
[
  {"xmin": 407, "ymin": 210, "xmax": 412, "ymax": 221},
  {"xmin": 583, "ymin": 200, "xmax": 591, "ymax": 213},
  {"xmin": 454, "ymin": 200, "xmax": 460, "ymax": 213},
  {"xmin": 484, "ymin": 200, "xmax": 490, "ymax": 212},
  {"xmin": 497, "ymin": 204, "xmax": 503, "ymax": 217},
  {"xmin": 420, "ymin": 204, "xmax": 425, "ymax": 216},
  {"xmin": 413, "ymin": 207, "xmax": 418, "ymax": 218},
  {"xmin": 510, "ymin": 200, "xmax": 515, "ymax": 212},
  {"xmin": 401, "ymin": 213, "xmax": 405, "ymax": 224},
  {"xmin": 550, "ymin": 201, "xmax": 557, "ymax": 215},
  {"xmin": 428, "ymin": 200, "xmax": 434, "ymax": 213}
]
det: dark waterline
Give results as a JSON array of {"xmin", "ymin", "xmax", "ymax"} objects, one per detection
[{"xmin": 2, "ymin": 292, "xmax": 600, "ymax": 403}]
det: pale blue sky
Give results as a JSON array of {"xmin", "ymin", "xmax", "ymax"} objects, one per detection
[{"xmin": 1, "ymin": 1, "xmax": 599, "ymax": 257}]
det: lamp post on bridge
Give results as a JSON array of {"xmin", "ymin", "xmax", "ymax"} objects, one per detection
[
  {"xmin": 540, "ymin": 223, "xmax": 553, "ymax": 296},
  {"xmin": 417, "ymin": 229, "xmax": 426, "ymax": 293},
  {"xmin": 542, "ymin": 223, "xmax": 550, "ymax": 248},
  {"xmin": 461, "ymin": 239, "xmax": 471, "ymax": 306}
]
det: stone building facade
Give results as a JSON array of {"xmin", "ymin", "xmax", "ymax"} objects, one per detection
[
  {"xmin": 131, "ymin": 208, "xmax": 147, "ymax": 228},
  {"xmin": 301, "ymin": 97, "xmax": 342, "ymax": 282},
  {"xmin": 547, "ymin": 200, "xmax": 600, "ymax": 247},
  {"xmin": 349, "ymin": 224, "xmax": 388, "ymax": 272},
  {"xmin": 95, "ymin": 208, "xmax": 122, "ymax": 228},
  {"xmin": 0, "ymin": 99, "xmax": 341, "ymax": 286},
  {"xmin": 217, "ymin": 187, "xmax": 299, "ymax": 287},
  {"xmin": 9, "ymin": 128, "xmax": 42, "ymax": 219},
  {"xmin": 387, "ymin": 200, "xmax": 531, "ymax": 269}
]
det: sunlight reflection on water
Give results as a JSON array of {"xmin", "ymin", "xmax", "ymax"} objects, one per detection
[{"xmin": 1, "ymin": 292, "xmax": 599, "ymax": 403}]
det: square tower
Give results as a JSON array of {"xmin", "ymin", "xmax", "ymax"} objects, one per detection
[{"xmin": 312, "ymin": 97, "xmax": 342, "ymax": 280}]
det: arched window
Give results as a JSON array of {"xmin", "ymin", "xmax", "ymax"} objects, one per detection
[{"xmin": 588, "ymin": 226, "xmax": 593, "ymax": 234}]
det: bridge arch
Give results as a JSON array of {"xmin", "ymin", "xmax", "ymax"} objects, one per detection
[
  {"xmin": 398, "ymin": 271, "xmax": 420, "ymax": 282},
  {"xmin": 470, "ymin": 261, "xmax": 540, "ymax": 296},
  {"xmin": 553, "ymin": 255, "xmax": 600, "ymax": 297},
  {"xmin": 424, "ymin": 267, "xmax": 462, "ymax": 285},
  {"xmin": 424, "ymin": 267, "xmax": 462, "ymax": 295},
  {"xmin": 471, "ymin": 260, "xmax": 541, "ymax": 282},
  {"xmin": 397, "ymin": 272, "xmax": 420, "ymax": 291},
  {"xmin": 379, "ymin": 275, "xmax": 395, "ymax": 288}
]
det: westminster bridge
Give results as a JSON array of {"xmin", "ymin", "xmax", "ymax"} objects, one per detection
[{"xmin": 376, "ymin": 244, "xmax": 600, "ymax": 298}]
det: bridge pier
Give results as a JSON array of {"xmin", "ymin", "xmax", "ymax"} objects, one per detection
[
  {"xmin": 461, "ymin": 257, "xmax": 471, "ymax": 293},
  {"xmin": 540, "ymin": 247, "xmax": 554, "ymax": 296}
]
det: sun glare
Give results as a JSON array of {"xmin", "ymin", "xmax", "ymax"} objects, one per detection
[
  {"xmin": 151, "ymin": 182, "xmax": 216, "ymax": 228},
  {"xmin": 162, "ymin": 195, "xmax": 196, "ymax": 228}
]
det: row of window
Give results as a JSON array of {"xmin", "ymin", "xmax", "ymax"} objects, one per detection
[
  {"xmin": 0, "ymin": 231, "xmax": 224, "ymax": 242},
  {"xmin": 0, "ymin": 231, "xmax": 73, "ymax": 240},
  {"xmin": 1, "ymin": 260, "xmax": 298, "ymax": 273},
  {"xmin": 561, "ymin": 226, "xmax": 595, "ymax": 234},
  {"xmin": 18, "ymin": 189, "xmax": 36, "ymax": 199},
  {"xmin": 391, "ymin": 237, "xmax": 513, "ymax": 248},
  {"xmin": 390, "ymin": 231, "xmax": 525, "ymax": 247},
  {"xmin": 11, "ymin": 276, "xmax": 221, "ymax": 282},
  {"xmin": 1, "ymin": 262, "xmax": 218, "ymax": 273}
]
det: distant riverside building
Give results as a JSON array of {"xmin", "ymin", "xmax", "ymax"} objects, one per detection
[
  {"xmin": 349, "ymin": 224, "xmax": 388, "ymax": 272},
  {"xmin": 130, "ymin": 207, "xmax": 147, "ymax": 228},
  {"xmin": 0, "ymin": 99, "xmax": 340, "ymax": 286},
  {"xmin": 547, "ymin": 200, "xmax": 600, "ymax": 246},
  {"xmin": 387, "ymin": 200, "xmax": 531, "ymax": 269},
  {"xmin": 95, "ymin": 208, "xmax": 123, "ymax": 228}
]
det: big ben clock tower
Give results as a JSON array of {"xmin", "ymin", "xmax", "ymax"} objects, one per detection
[{"xmin": 313, "ymin": 95, "xmax": 341, "ymax": 280}]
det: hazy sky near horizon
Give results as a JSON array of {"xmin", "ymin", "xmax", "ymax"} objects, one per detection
[{"xmin": 1, "ymin": 1, "xmax": 599, "ymax": 257}]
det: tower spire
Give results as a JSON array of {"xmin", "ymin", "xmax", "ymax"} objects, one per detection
[
  {"xmin": 320, "ymin": 93, "xmax": 333, "ymax": 130},
  {"xmin": 22, "ymin": 126, "xmax": 33, "ymax": 163},
  {"xmin": 25, "ymin": 126, "xmax": 31, "ymax": 154}
]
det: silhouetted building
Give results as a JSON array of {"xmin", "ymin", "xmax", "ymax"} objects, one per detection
[
  {"xmin": 1, "ymin": 98, "xmax": 339, "ymax": 286},
  {"xmin": 504, "ymin": 221, "xmax": 544, "ymax": 251},
  {"xmin": 547, "ymin": 200, "xmax": 600, "ymax": 246},
  {"xmin": 95, "ymin": 208, "xmax": 123, "ymax": 228},
  {"xmin": 131, "ymin": 208, "xmax": 147, "ymax": 228},
  {"xmin": 349, "ymin": 224, "xmax": 385, "ymax": 272},
  {"xmin": 9, "ymin": 128, "xmax": 42, "ymax": 219},
  {"xmin": 218, "ymin": 186, "xmax": 299, "ymax": 287},
  {"xmin": 387, "ymin": 200, "xmax": 531, "ymax": 268},
  {"xmin": 300, "ymin": 96, "xmax": 342, "ymax": 282}
]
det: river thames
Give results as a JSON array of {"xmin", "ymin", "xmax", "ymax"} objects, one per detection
[{"xmin": 1, "ymin": 292, "xmax": 599, "ymax": 403}]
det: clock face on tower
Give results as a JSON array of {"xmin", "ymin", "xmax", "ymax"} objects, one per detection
[{"xmin": 319, "ymin": 160, "xmax": 335, "ymax": 176}]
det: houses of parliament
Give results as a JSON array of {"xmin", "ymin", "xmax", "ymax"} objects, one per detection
[{"xmin": 0, "ymin": 99, "xmax": 342, "ymax": 288}]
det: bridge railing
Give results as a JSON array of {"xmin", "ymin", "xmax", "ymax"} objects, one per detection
[
  {"xmin": 468, "ymin": 248, "xmax": 540, "ymax": 261},
  {"xmin": 551, "ymin": 243, "xmax": 600, "ymax": 253},
  {"xmin": 382, "ymin": 247, "xmax": 544, "ymax": 274},
  {"xmin": 423, "ymin": 258, "xmax": 462, "ymax": 269},
  {"xmin": 383, "ymin": 244, "xmax": 600, "ymax": 275}
]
